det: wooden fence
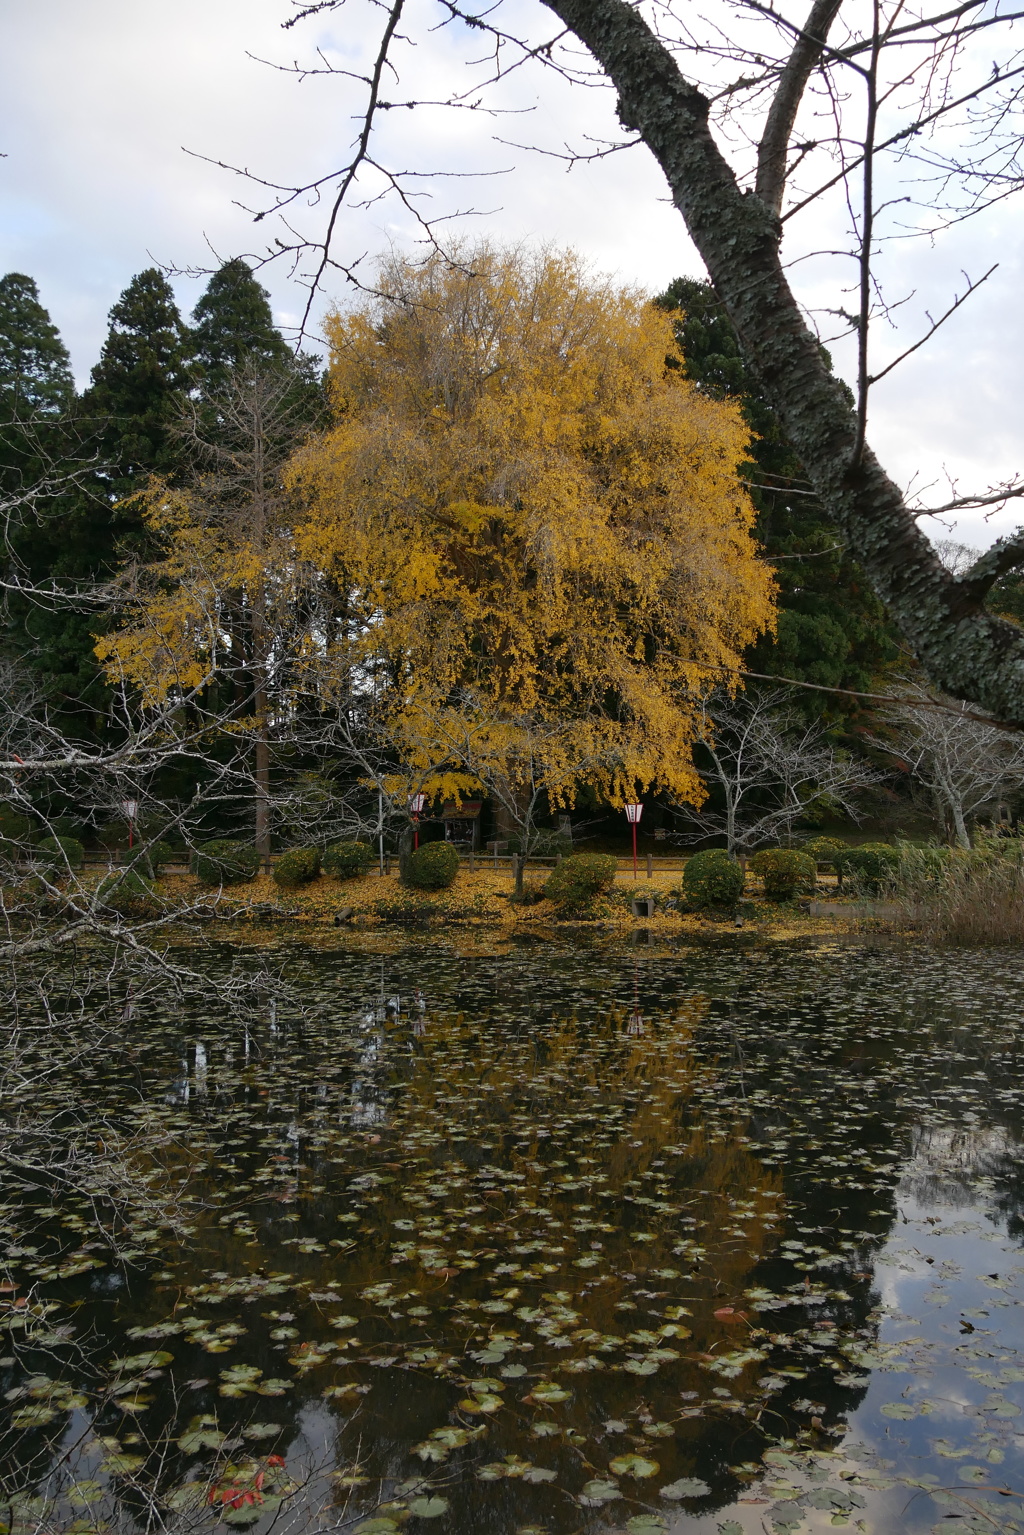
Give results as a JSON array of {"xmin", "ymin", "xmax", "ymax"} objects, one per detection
[{"xmin": 81, "ymin": 851, "xmax": 692, "ymax": 879}]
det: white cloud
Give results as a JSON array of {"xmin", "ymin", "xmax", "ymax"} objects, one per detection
[{"xmin": 1, "ymin": 0, "xmax": 1021, "ymax": 550}]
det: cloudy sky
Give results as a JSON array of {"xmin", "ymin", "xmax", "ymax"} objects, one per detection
[{"xmin": 2, "ymin": 0, "xmax": 1021, "ymax": 551}]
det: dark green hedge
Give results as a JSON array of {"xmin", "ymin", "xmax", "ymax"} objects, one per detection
[
  {"xmin": 323, "ymin": 841, "xmax": 375, "ymax": 879},
  {"xmin": 35, "ymin": 835, "xmax": 85, "ymax": 870},
  {"xmin": 404, "ymin": 842, "xmax": 460, "ymax": 890},
  {"xmin": 682, "ymin": 849, "xmax": 744, "ymax": 909},
  {"xmin": 749, "ymin": 848, "xmax": 817, "ymax": 900},
  {"xmin": 191, "ymin": 840, "xmax": 261, "ymax": 885},
  {"xmin": 543, "ymin": 853, "xmax": 617, "ymax": 912},
  {"xmin": 273, "ymin": 847, "xmax": 321, "ymax": 888}
]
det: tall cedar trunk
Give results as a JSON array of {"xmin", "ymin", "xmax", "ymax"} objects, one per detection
[{"xmin": 541, "ymin": 0, "xmax": 1024, "ymax": 726}]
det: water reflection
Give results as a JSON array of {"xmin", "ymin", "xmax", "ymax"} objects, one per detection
[{"xmin": 3, "ymin": 942, "xmax": 1024, "ymax": 1534}]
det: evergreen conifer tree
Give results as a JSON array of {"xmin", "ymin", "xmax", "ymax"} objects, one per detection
[
  {"xmin": 0, "ymin": 274, "xmax": 105, "ymax": 718},
  {"xmin": 0, "ymin": 273, "xmax": 76, "ymax": 525},
  {"xmin": 83, "ymin": 268, "xmax": 193, "ymax": 509},
  {"xmin": 4, "ymin": 270, "xmax": 193, "ymax": 721},
  {"xmin": 0, "ymin": 274, "xmax": 74, "ymax": 423},
  {"xmin": 191, "ymin": 259, "xmax": 292, "ymax": 385},
  {"xmin": 657, "ymin": 277, "xmax": 899, "ymax": 710}
]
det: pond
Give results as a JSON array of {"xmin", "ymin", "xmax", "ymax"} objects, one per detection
[{"xmin": 4, "ymin": 936, "xmax": 1024, "ymax": 1535}]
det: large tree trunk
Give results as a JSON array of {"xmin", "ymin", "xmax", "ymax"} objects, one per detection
[{"xmin": 541, "ymin": 0, "xmax": 1024, "ymax": 727}]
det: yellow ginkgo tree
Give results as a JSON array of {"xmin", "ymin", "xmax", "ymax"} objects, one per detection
[{"xmin": 290, "ymin": 244, "xmax": 776, "ymax": 819}]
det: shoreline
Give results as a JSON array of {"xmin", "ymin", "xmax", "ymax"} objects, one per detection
[{"xmin": 148, "ymin": 867, "xmax": 906, "ymax": 946}]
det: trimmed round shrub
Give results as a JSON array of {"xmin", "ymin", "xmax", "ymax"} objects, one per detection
[
  {"xmin": 273, "ymin": 846, "xmax": 321, "ymax": 888},
  {"xmin": 147, "ymin": 840, "xmax": 176, "ymax": 873},
  {"xmin": 801, "ymin": 836, "xmax": 848, "ymax": 869},
  {"xmin": 683, "ymin": 848, "xmax": 745, "ymax": 909},
  {"xmin": 96, "ymin": 869, "xmax": 160, "ymax": 915},
  {"xmin": 124, "ymin": 840, "xmax": 176, "ymax": 878},
  {"xmin": 836, "ymin": 842, "xmax": 901, "ymax": 892},
  {"xmin": 750, "ymin": 847, "xmax": 817, "ymax": 901},
  {"xmin": 543, "ymin": 852, "xmax": 618, "ymax": 912},
  {"xmin": 323, "ymin": 840, "xmax": 375, "ymax": 879},
  {"xmin": 47, "ymin": 815, "xmax": 86, "ymax": 841},
  {"xmin": 404, "ymin": 841, "xmax": 460, "ymax": 890},
  {"xmin": 96, "ymin": 820, "xmax": 129, "ymax": 851},
  {"xmin": 190, "ymin": 839, "xmax": 261, "ymax": 885},
  {"xmin": 0, "ymin": 807, "xmax": 33, "ymax": 844},
  {"xmin": 35, "ymin": 835, "xmax": 85, "ymax": 871}
]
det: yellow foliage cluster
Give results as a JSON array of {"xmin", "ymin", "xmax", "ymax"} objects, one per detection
[
  {"xmin": 291, "ymin": 246, "xmax": 774, "ymax": 806},
  {"xmin": 95, "ymin": 482, "xmax": 300, "ymax": 710},
  {"xmin": 94, "ymin": 485, "xmax": 253, "ymax": 705}
]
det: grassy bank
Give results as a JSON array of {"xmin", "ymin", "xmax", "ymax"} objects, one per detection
[{"xmin": 152, "ymin": 864, "xmax": 881, "ymax": 942}]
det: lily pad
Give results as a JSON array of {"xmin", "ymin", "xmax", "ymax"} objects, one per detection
[
  {"xmin": 580, "ymin": 1478, "xmax": 622, "ymax": 1505},
  {"xmin": 459, "ymin": 1393, "xmax": 504, "ymax": 1414},
  {"xmin": 108, "ymin": 1350, "xmax": 173, "ymax": 1373},
  {"xmin": 407, "ymin": 1496, "xmax": 450, "ymax": 1518},
  {"xmin": 528, "ymin": 1382, "xmax": 570, "ymax": 1404},
  {"xmin": 610, "ymin": 1454, "xmax": 660, "ymax": 1479},
  {"xmin": 661, "ymin": 1477, "xmax": 711, "ymax": 1498}
]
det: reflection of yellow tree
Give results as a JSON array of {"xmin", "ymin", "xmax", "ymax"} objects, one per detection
[
  {"xmin": 292, "ymin": 245, "xmax": 775, "ymax": 810},
  {"xmin": 362, "ymin": 996, "xmax": 784, "ymax": 1402}
]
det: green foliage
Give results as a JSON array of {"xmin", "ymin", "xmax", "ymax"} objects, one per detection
[
  {"xmin": 505, "ymin": 830, "xmax": 573, "ymax": 857},
  {"xmin": 35, "ymin": 835, "xmax": 84, "ymax": 870},
  {"xmin": 543, "ymin": 852, "xmax": 618, "ymax": 912},
  {"xmin": 0, "ymin": 273, "xmax": 74, "ymax": 417},
  {"xmin": 836, "ymin": 842, "xmax": 901, "ymax": 892},
  {"xmin": 191, "ymin": 260, "xmax": 293, "ymax": 385},
  {"xmin": 0, "ymin": 805, "xmax": 33, "ymax": 843},
  {"xmin": 682, "ymin": 848, "xmax": 745, "ymax": 909},
  {"xmin": 404, "ymin": 841, "xmax": 460, "ymax": 890},
  {"xmin": 801, "ymin": 836, "xmax": 848, "ymax": 869},
  {"xmin": 6, "ymin": 269, "xmax": 192, "ymax": 716},
  {"xmin": 46, "ymin": 815, "xmax": 85, "ymax": 841},
  {"xmin": 85, "ymin": 269, "xmax": 193, "ymax": 505},
  {"xmin": 96, "ymin": 869, "xmax": 159, "ymax": 915},
  {"xmin": 96, "ymin": 820, "xmax": 129, "ymax": 851},
  {"xmin": 191, "ymin": 840, "xmax": 261, "ymax": 886},
  {"xmin": 0, "ymin": 276, "xmax": 101, "ymax": 712},
  {"xmin": 750, "ymin": 847, "xmax": 817, "ymax": 900},
  {"xmin": 656, "ymin": 277, "xmax": 899, "ymax": 709},
  {"xmin": 322, "ymin": 841, "xmax": 375, "ymax": 879},
  {"xmin": 273, "ymin": 847, "xmax": 321, "ymax": 888},
  {"xmin": 131, "ymin": 840, "xmax": 175, "ymax": 878}
]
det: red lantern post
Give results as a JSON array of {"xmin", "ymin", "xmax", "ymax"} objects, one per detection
[
  {"xmin": 624, "ymin": 802, "xmax": 643, "ymax": 879},
  {"xmin": 409, "ymin": 793, "xmax": 427, "ymax": 851},
  {"xmin": 121, "ymin": 798, "xmax": 139, "ymax": 851}
]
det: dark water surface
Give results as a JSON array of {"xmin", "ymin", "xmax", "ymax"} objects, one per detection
[{"xmin": 4, "ymin": 937, "xmax": 1024, "ymax": 1535}]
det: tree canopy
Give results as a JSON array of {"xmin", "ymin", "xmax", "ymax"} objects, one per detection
[
  {"xmin": 191, "ymin": 259, "xmax": 292, "ymax": 385},
  {"xmin": 658, "ymin": 277, "xmax": 899, "ymax": 706},
  {"xmin": 0, "ymin": 274, "xmax": 74, "ymax": 422},
  {"xmin": 84, "ymin": 268, "xmax": 193, "ymax": 499},
  {"xmin": 291, "ymin": 246, "xmax": 776, "ymax": 808},
  {"xmin": 261, "ymin": 0, "xmax": 1024, "ymax": 726}
]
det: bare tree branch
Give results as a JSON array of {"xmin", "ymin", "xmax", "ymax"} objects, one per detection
[{"xmin": 755, "ymin": 0, "xmax": 846, "ymax": 215}]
